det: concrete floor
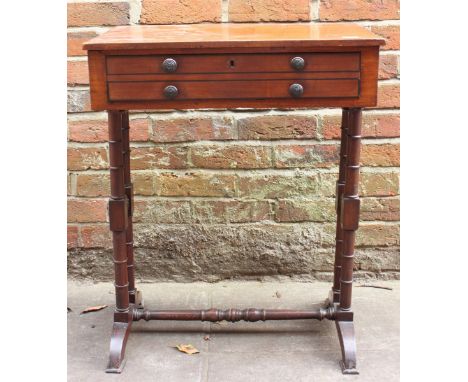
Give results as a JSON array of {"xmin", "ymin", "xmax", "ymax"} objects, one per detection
[{"xmin": 68, "ymin": 280, "xmax": 399, "ymax": 382}]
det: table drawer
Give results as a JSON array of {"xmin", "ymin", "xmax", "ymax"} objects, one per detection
[
  {"xmin": 106, "ymin": 53, "xmax": 360, "ymax": 75},
  {"xmin": 107, "ymin": 79, "xmax": 359, "ymax": 101}
]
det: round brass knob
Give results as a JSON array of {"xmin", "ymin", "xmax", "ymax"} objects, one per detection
[
  {"xmin": 163, "ymin": 85, "xmax": 179, "ymax": 99},
  {"xmin": 290, "ymin": 57, "xmax": 305, "ymax": 71},
  {"xmin": 162, "ymin": 58, "xmax": 178, "ymax": 73},
  {"xmin": 289, "ymin": 83, "xmax": 304, "ymax": 98}
]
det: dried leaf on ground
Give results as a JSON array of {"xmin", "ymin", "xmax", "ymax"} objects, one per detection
[
  {"xmin": 80, "ymin": 305, "xmax": 108, "ymax": 315},
  {"xmin": 274, "ymin": 291, "xmax": 282, "ymax": 298},
  {"xmin": 175, "ymin": 344, "xmax": 200, "ymax": 355}
]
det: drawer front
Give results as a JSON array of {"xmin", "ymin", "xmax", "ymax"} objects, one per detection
[
  {"xmin": 106, "ymin": 53, "xmax": 360, "ymax": 75},
  {"xmin": 108, "ymin": 79, "xmax": 359, "ymax": 101}
]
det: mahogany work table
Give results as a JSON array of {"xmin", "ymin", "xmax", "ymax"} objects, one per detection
[{"xmin": 84, "ymin": 23, "xmax": 385, "ymax": 375}]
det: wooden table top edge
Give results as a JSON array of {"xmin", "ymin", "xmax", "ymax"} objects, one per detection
[{"xmin": 83, "ymin": 23, "xmax": 386, "ymax": 51}]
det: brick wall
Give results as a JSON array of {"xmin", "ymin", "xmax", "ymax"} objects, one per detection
[{"xmin": 67, "ymin": 0, "xmax": 400, "ymax": 282}]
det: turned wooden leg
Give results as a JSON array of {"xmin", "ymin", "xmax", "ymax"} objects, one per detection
[
  {"xmin": 106, "ymin": 110, "xmax": 133, "ymax": 373},
  {"xmin": 331, "ymin": 108, "xmax": 350, "ymax": 304},
  {"xmin": 121, "ymin": 111, "xmax": 143, "ymax": 308},
  {"xmin": 336, "ymin": 108, "xmax": 362, "ymax": 374}
]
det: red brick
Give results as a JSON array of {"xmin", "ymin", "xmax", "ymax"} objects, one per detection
[
  {"xmin": 140, "ymin": 0, "xmax": 221, "ymax": 24},
  {"xmin": 377, "ymin": 82, "xmax": 400, "ymax": 109},
  {"xmin": 151, "ymin": 117, "xmax": 236, "ymax": 143},
  {"xmin": 238, "ymin": 115, "xmax": 318, "ymax": 140},
  {"xmin": 370, "ymin": 25, "xmax": 400, "ymax": 51},
  {"xmin": 129, "ymin": 119, "xmax": 151, "ymax": 141},
  {"xmin": 130, "ymin": 146, "xmax": 189, "ymax": 170},
  {"xmin": 67, "ymin": 225, "xmax": 79, "ymax": 248},
  {"xmin": 274, "ymin": 144, "xmax": 339, "ymax": 168},
  {"xmin": 68, "ymin": 147, "xmax": 108, "ymax": 170},
  {"xmin": 80, "ymin": 224, "xmax": 112, "ymax": 248},
  {"xmin": 319, "ymin": 0, "xmax": 399, "ymax": 21},
  {"xmin": 361, "ymin": 197, "xmax": 400, "ymax": 221},
  {"xmin": 67, "ymin": 198, "xmax": 107, "ymax": 223},
  {"xmin": 67, "ymin": 31, "xmax": 97, "ymax": 57},
  {"xmin": 67, "ymin": 89, "xmax": 91, "ymax": 113},
  {"xmin": 361, "ymin": 143, "xmax": 400, "ymax": 167},
  {"xmin": 322, "ymin": 113, "xmax": 400, "ymax": 139},
  {"xmin": 68, "ymin": 118, "xmax": 150, "ymax": 143},
  {"xmin": 229, "ymin": 0, "xmax": 310, "ymax": 22},
  {"xmin": 67, "ymin": 2, "xmax": 129, "ymax": 27},
  {"xmin": 157, "ymin": 173, "xmax": 236, "ymax": 197},
  {"xmin": 191, "ymin": 145, "xmax": 272, "ymax": 169},
  {"xmin": 68, "ymin": 120, "xmax": 108, "ymax": 142},
  {"xmin": 379, "ymin": 54, "xmax": 399, "ymax": 80},
  {"xmin": 67, "ymin": 60, "xmax": 89, "ymax": 86}
]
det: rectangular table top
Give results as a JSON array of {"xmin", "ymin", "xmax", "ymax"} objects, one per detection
[{"xmin": 84, "ymin": 23, "xmax": 385, "ymax": 51}]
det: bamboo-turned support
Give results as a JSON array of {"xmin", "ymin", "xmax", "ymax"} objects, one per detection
[
  {"xmin": 339, "ymin": 108, "xmax": 362, "ymax": 311},
  {"xmin": 133, "ymin": 307, "xmax": 336, "ymax": 322},
  {"xmin": 335, "ymin": 108, "xmax": 362, "ymax": 375},
  {"xmin": 331, "ymin": 108, "xmax": 350, "ymax": 303},
  {"xmin": 121, "ymin": 111, "xmax": 138, "ymax": 305},
  {"xmin": 106, "ymin": 111, "xmax": 132, "ymax": 374}
]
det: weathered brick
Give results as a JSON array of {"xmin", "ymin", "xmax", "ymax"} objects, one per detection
[
  {"xmin": 322, "ymin": 113, "xmax": 400, "ymax": 139},
  {"xmin": 377, "ymin": 82, "xmax": 400, "ymax": 109},
  {"xmin": 319, "ymin": 0, "xmax": 399, "ymax": 21},
  {"xmin": 370, "ymin": 25, "xmax": 400, "ymax": 51},
  {"xmin": 130, "ymin": 146, "xmax": 189, "ymax": 170},
  {"xmin": 157, "ymin": 173, "xmax": 236, "ymax": 197},
  {"xmin": 68, "ymin": 118, "xmax": 150, "ymax": 143},
  {"xmin": 68, "ymin": 198, "xmax": 107, "ymax": 223},
  {"xmin": 379, "ymin": 54, "xmax": 399, "ymax": 80},
  {"xmin": 67, "ymin": 2, "xmax": 130, "ymax": 27},
  {"xmin": 140, "ymin": 0, "xmax": 221, "ymax": 24},
  {"xmin": 191, "ymin": 145, "xmax": 272, "ymax": 169},
  {"xmin": 133, "ymin": 199, "xmax": 192, "ymax": 223},
  {"xmin": 67, "ymin": 60, "xmax": 89, "ymax": 86},
  {"xmin": 67, "ymin": 173, "xmax": 73, "ymax": 195},
  {"xmin": 238, "ymin": 115, "xmax": 318, "ymax": 140},
  {"xmin": 237, "ymin": 172, "xmax": 334, "ymax": 199},
  {"xmin": 361, "ymin": 143, "xmax": 400, "ymax": 167},
  {"xmin": 80, "ymin": 224, "xmax": 112, "ymax": 248},
  {"xmin": 151, "ymin": 117, "xmax": 236, "ymax": 143},
  {"xmin": 133, "ymin": 172, "xmax": 157, "ymax": 195},
  {"xmin": 360, "ymin": 171, "xmax": 399, "ymax": 197},
  {"xmin": 229, "ymin": 0, "xmax": 310, "ymax": 22},
  {"xmin": 274, "ymin": 144, "xmax": 339, "ymax": 168},
  {"xmin": 357, "ymin": 223, "xmax": 400, "ymax": 247},
  {"xmin": 76, "ymin": 173, "xmax": 110, "ymax": 197},
  {"xmin": 276, "ymin": 199, "xmax": 335, "ymax": 222},
  {"xmin": 361, "ymin": 197, "xmax": 399, "ymax": 221},
  {"xmin": 67, "ymin": 31, "xmax": 98, "ymax": 57},
  {"xmin": 67, "ymin": 89, "xmax": 91, "ymax": 113},
  {"xmin": 68, "ymin": 147, "xmax": 108, "ymax": 171},
  {"xmin": 67, "ymin": 225, "xmax": 79, "ymax": 249},
  {"xmin": 192, "ymin": 200, "xmax": 273, "ymax": 223}
]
